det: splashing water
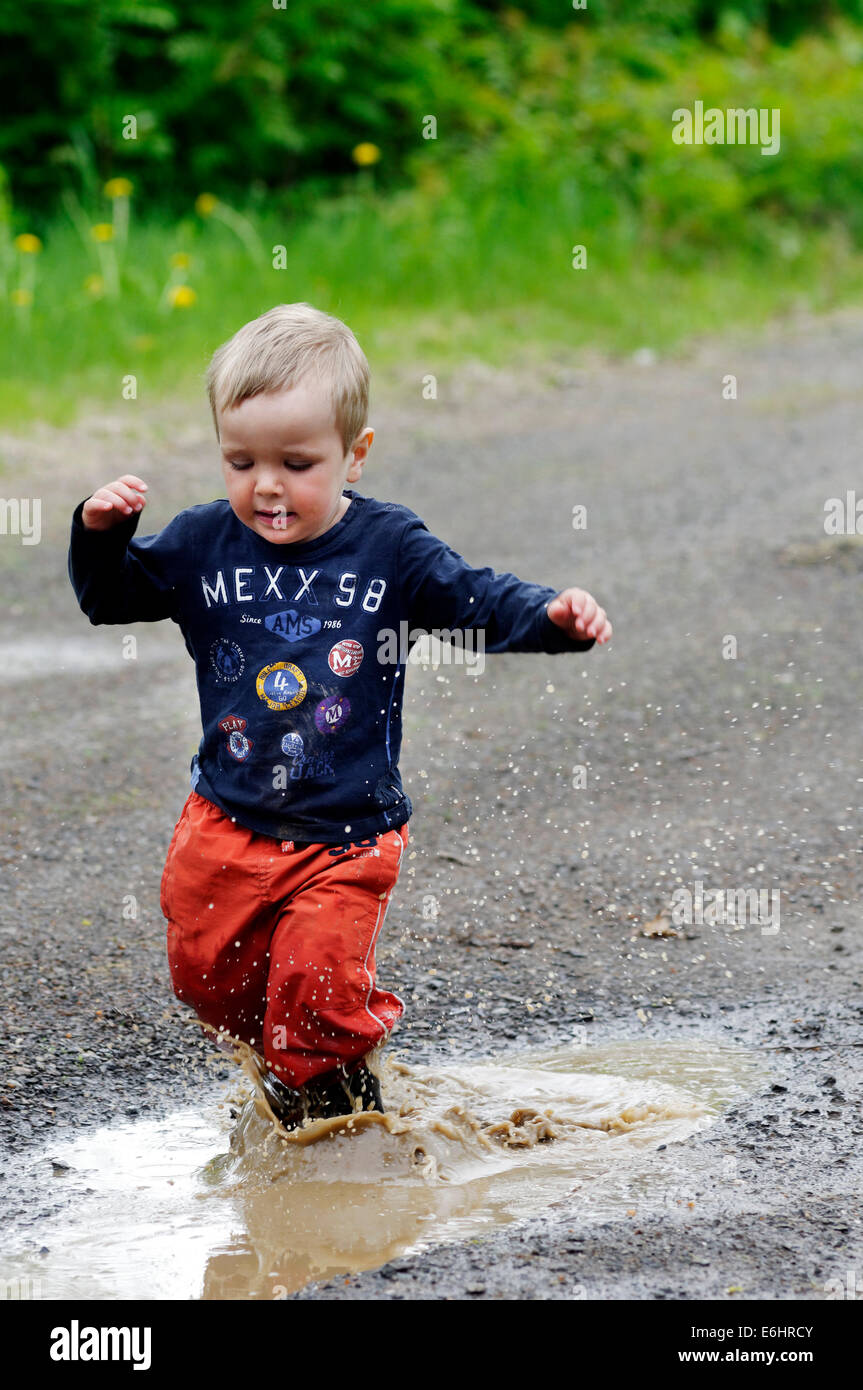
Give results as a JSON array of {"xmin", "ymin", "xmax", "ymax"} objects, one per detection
[{"xmin": 0, "ymin": 1039, "xmax": 767, "ymax": 1299}]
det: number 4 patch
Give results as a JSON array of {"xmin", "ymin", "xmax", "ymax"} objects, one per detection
[{"xmin": 255, "ymin": 660, "xmax": 308, "ymax": 710}]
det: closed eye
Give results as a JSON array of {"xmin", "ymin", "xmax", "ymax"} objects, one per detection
[{"xmin": 227, "ymin": 460, "xmax": 315, "ymax": 471}]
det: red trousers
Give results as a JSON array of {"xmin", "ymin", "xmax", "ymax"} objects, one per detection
[{"xmin": 160, "ymin": 791, "xmax": 409, "ymax": 1087}]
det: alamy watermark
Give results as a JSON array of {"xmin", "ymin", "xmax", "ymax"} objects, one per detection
[
  {"xmin": 1, "ymin": 1275, "xmax": 42, "ymax": 1299},
  {"xmin": 377, "ymin": 622, "xmax": 485, "ymax": 674},
  {"xmin": 49, "ymin": 1321, "xmax": 151, "ymax": 1370},
  {"xmin": 824, "ymin": 491, "xmax": 863, "ymax": 535},
  {"xmin": 823, "ymin": 1269, "xmax": 862, "ymax": 1299},
  {"xmin": 670, "ymin": 880, "xmax": 780, "ymax": 935},
  {"xmin": 0, "ymin": 497, "xmax": 41, "ymax": 544},
  {"xmin": 672, "ymin": 101, "xmax": 780, "ymax": 157}
]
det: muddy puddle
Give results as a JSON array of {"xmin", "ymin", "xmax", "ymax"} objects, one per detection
[{"xmin": 0, "ymin": 1039, "xmax": 768, "ymax": 1299}]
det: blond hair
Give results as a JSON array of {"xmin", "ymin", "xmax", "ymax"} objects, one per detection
[{"xmin": 205, "ymin": 303, "xmax": 369, "ymax": 455}]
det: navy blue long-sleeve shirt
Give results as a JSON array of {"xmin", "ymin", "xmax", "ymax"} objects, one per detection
[{"xmin": 68, "ymin": 487, "xmax": 595, "ymax": 842}]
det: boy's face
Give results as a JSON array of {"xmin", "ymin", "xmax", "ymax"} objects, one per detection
[{"xmin": 218, "ymin": 380, "xmax": 372, "ymax": 545}]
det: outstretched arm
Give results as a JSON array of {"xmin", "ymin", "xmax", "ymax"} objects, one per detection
[
  {"xmin": 68, "ymin": 474, "xmax": 180, "ymax": 625},
  {"xmin": 397, "ymin": 512, "xmax": 606, "ymax": 655}
]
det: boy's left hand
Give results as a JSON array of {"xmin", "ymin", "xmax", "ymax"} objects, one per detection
[{"xmin": 546, "ymin": 588, "xmax": 612, "ymax": 644}]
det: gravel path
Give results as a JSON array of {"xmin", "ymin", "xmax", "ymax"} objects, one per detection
[{"xmin": 1, "ymin": 305, "xmax": 862, "ymax": 1299}]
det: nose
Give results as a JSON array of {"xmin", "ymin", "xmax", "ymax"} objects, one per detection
[{"xmin": 255, "ymin": 467, "xmax": 286, "ymax": 499}]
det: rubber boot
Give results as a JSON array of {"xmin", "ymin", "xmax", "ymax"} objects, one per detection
[
  {"xmin": 260, "ymin": 1060, "xmax": 384, "ymax": 1130},
  {"xmin": 303, "ymin": 1060, "xmax": 385, "ymax": 1119},
  {"xmin": 259, "ymin": 1070, "xmax": 307, "ymax": 1130}
]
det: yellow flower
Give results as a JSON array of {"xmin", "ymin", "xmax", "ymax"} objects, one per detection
[
  {"xmin": 195, "ymin": 193, "xmax": 218, "ymax": 217},
  {"xmin": 14, "ymin": 233, "xmax": 42, "ymax": 254},
  {"xmin": 352, "ymin": 142, "xmax": 381, "ymax": 167},
  {"xmin": 11, "ymin": 288, "xmax": 33, "ymax": 306},
  {"xmin": 91, "ymin": 223, "xmax": 114, "ymax": 242},
  {"xmin": 84, "ymin": 274, "xmax": 104, "ymax": 296},
  {"xmin": 169, "ymin": 284, "xmax": 197, "ymax": 308},
  {"xmin": 104, "ymin": 177, "xmax": 133, "ymax": 199},
  {"xmin": 170, "ymin": 252, "xmax": 191, "ymax": 269}
]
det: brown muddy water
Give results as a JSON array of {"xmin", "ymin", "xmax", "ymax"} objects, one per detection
[{"xmin": 1, "ymin": 1040, "xmax": 768, "ymax": 1299}]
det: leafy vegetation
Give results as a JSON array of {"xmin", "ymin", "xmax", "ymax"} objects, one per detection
[{"xmin": 1, "ymin": 2, "xmax": 861, "ymax": 426}]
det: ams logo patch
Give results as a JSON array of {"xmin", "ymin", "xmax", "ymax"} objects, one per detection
[{"xmin": 264, "ymin": 610, "xmax": 322, "ymax": 643}]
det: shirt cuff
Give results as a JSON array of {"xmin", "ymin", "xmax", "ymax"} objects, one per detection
[
  {"xmin": 537, "ymin": 604, "xmax": 597, "ymax": 653},
  {"xmin": 72, "ymin": 498, "xmax": 141, "ymax": 542}
]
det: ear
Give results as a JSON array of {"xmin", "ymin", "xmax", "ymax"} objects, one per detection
[{"xmin": 348, "ymin": 427, "xmax": 374, "ymax": 477}]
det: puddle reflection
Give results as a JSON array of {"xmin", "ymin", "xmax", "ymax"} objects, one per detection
[{"xmin": 1, "ymin": 1040, "xmax": 768, "ymax": 1300}]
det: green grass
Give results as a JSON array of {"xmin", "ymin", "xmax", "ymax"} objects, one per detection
[
  {"xmin": 2, "ymin": 179, "xmax": 862, "ymax": 434},
  {"xmin": 4, "ymin": 10, "xmax": 863, "ymax": 431}
]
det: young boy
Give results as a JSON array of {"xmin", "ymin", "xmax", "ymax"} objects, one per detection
[{"xmin": 67, "ymin": 303, "xmax": 611, "ymax": 1131}]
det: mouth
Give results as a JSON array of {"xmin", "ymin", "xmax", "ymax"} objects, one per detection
[{"xmin": 256, "ymin": 510, "xmax": 296, "ymax": 526}]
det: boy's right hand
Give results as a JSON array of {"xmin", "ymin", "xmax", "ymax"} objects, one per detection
[{"xmin": 81, "ymin": 475, "xmax": 149, "ymax": 531}]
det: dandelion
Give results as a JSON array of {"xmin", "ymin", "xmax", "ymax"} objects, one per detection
[
  {"xmin": 161, "ymin": 251, "xmax": 195, "ymax": 308},
  {"xmin": 194, "ymin": 192, "xmax": 262, "ymax": 260},
  {"xmin": 12, "ymin": 283, "xmax": 34, "ymax": 334},
  {"xmin": 14, "ymin": 233, "xmax": 42, "ymax": 254},
  {"xmin": 352, "ymin": 143, "xmax": 381, "ymax": 166},
  {"xmin": 91, "ymin": 223, "xmax": 119, "ymax": 298},
  {"xmin": 168, "ymin": 284, "xmax": 196, "ymax": 308},
  {"xmin": 13, "ymin": 235, "xmax": 42, "ymax": 311},
  {"xmin": 104, "ymin": 178, "xmax": 133, "ymax": 200},
  {"xmin": 104, "ymin": 178, "xmax": 133, "ymax": 255},
  {"xmin": 84, "ymin": 274, "xmax": 104, "ymax": 297}
]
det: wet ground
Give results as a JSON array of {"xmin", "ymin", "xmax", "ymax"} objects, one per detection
[
  {"xmin": 0, "ymin": 1039, "xmax": 768, "ymax": 1299},
  {"xmin": 1, "ymin": 304, "xmax": 862, "ymax": 1300}
]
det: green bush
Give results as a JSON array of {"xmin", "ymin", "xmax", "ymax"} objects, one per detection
[
  {"xmin": 2, "ymin": 0, "xmax": 863, "ymax": 220},
  {"xmin": 2, "ymin": 1, "xmax": 863, "ymax": 427}
]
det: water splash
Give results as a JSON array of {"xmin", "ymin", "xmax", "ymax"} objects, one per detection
[{"xmin": 0, "ymin": 1039, "xmax": 768, "ymax": 1300}]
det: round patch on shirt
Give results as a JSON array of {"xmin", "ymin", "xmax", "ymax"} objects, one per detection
[
  {"xmin": 315, "ymin": 694, "xmax": 351, "ymax": 734},
  {"xmin": 255, "ymin": 661, "xmax": 307, "ymax": 711},
  {"xmin": 328, "ymin": 638, "xmax": 363, "ymax": 678},
  {"xmin": 209, "ymin": 638, "xmax": 245, "ymax": 684},
  {"xmin": 218, "ymin": 714, "xmax": 253, "ymax": 762},
  {"xmin": 281, "ymin": 731, "xmax": 304, "ymax": 759}
]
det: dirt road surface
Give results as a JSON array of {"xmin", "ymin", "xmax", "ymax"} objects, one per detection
[{"xmin": 1, "ymin": 306, "xmax": 861, "ymax": 1300}]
